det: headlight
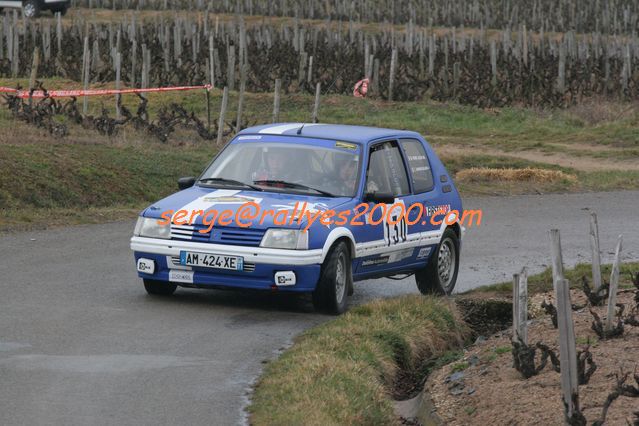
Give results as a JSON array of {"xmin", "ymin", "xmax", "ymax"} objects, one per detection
[
  {"xmin": 134, "ymin": 217, "xmax": 171, "ymax": 239},
  {"xmin": 260, "ymin": 229, "xmax": 308, "ymax": 250}
]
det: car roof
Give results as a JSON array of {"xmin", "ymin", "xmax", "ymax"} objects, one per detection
[{"xmin": 238, "ymin": 123, "xmax": 422, "ymax": 144}]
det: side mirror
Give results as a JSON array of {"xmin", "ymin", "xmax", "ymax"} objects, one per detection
[
  {"xmin": 178, "ymin": 176, "xmax": 196, "ymax": 190},
  {"xmin": 364, "ymin": 192, "xmax": 395, "ymax": 204}
]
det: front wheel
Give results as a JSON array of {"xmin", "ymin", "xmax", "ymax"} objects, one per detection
[
  {"xmin": 143, "ymin": 279, "xmax": 177, "ymax": 296},
  {"xmin": 313, "ymin": 241, "xmax": 352, "ymax": 315},
  {"xmin": 415, "ymin": 228, "xmax": 459, "ymax": 295},
  {"xmin": 23, "ymin": 0, "xmax": 40, "ymax": 18}
]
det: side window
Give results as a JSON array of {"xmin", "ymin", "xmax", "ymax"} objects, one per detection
[
  {"xmin": 365, "ymin": 141, "xmax": 410, "ymax": 196},
  {"xmin": 400, "ymin": 138, "xmax": 434, "ymax": 193}
]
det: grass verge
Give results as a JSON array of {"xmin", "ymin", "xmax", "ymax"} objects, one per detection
[
  {"xmin": 0, "ymin": 140, "xmax": 211, "ymax": 231},
  {"xmin": 468, "ymin": 262, "xmax": 639, "ymax": 296},
  {"xmin": 248, "ymin": 295, "xmax": 468, "ymax": 425}
]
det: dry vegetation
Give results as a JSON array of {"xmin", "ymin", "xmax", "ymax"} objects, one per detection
[
  {"xmin": 455, "ymin": 167, "xmax": 577, "ymax": 184},
  {"xmin": 427, "ymin": 288, "xmax": 639, "ymax": 425}
]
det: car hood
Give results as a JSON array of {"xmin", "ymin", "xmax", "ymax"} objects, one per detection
[{"xmin": 143, "ymin": 186, "xmax": 353, "ymax": 230}]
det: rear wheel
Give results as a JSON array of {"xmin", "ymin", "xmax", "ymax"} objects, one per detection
[
  {"xmin": 23, "ymin": 0, "xmax": 40, "ymax": 18},
  {"xmin": 50, "ymin": 4, "xmax": 68, "ymax": 15},
  {"xmin": 415, "ymin": 228, "xmax": 459, "ymax": 295},
  {"xmin": 313, "ymin": 241, "xmax": 351, "ymax": 315},
  {"xmin": 143, "ymin": 279, "xmax": 177, "ymax": 296}
]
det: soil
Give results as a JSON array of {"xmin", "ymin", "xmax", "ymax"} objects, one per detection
[
  {"xmin": 426, "ymin": 289, "xmax": 639, "ymax": 425},
  {"xmin": 434, "ymin": 144, "xmax": 639, "ymax": 172}
]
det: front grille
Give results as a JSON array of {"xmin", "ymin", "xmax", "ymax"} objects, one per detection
[
  {"xmin": 169, "ymin": 256, "xmax": 255, "ymax": 273},
  {"xmin": 171, "ymin": 225, "xmax": 265, "ymax": 247},
  {"xmin": 170, "ymin": 224, "xmax": 211, "ymax": 242},
  {"xmin": 212, "ymin": 227, "xmax": 266, "ymax": 247}
]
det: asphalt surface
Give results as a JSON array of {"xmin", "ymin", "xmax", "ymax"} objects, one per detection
[{"xmin": 1, "ymin": 191, "xmax": 638, "ymax": 425}]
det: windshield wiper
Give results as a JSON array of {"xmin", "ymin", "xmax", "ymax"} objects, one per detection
[
  {"xmin": 199, "ymin": 177, "xmax": 263, "ymax": 191},
  {"xmin": 253, "ymin": 180, "xmax": 335, "ymax": 197}
]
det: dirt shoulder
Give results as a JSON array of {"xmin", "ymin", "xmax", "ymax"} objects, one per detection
[
  {"xmin": 435, "ymin": 143, "xmax": 639, "ymax": 173},
  {"xmin": 427, "ymin": 289, "xmax": 639, "ymax": 425}
]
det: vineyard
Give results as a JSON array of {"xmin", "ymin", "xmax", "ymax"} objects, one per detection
[
  {"xmin": 0, "ymin": 1, "xmax": 637, "ymax": 108},
  {"xmin": 72, "ymin": 0, "xmax": 639, "ymax": 34},
  {"xmin": 2, "ymin": 84, "xmax": 231, "ymax": 141}
]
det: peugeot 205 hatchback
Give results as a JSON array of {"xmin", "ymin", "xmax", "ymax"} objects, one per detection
[{"xmin": 131, "ymin": 123, "xmax": 463, "ymax": 314}]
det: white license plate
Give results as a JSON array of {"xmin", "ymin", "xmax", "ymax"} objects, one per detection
[
  {"xmin": 169, "ymin": 269, "xmax": 194, "ymax": 284},
  {"xmin": 179, "ymin": 251, "xmax": 243, "ymax": 271}
]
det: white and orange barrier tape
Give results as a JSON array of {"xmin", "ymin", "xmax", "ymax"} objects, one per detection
[{"xmin": 0, "ymin": 84, "xmax": 213, "ymax": 99}]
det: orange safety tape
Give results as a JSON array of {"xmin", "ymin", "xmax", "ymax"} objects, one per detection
[{"xmin": 0, "ymin": 84, "xmax": 213, "ymax": 99}]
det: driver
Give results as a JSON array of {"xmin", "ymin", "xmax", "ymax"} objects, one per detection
[{"xmin": 252, "ymin": 148, "xmax": 292, "ymax": 183}]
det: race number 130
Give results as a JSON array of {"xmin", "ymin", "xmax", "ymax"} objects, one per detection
[{"xmin": 384, "ymin": 202, "xmax": 408, "ymax": 246}]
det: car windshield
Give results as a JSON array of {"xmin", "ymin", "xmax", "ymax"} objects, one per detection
[{"xmin": 199, "ymin": 142, "xmax": 361, "ymax": 197}]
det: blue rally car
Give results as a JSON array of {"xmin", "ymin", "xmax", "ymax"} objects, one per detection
[{"xmin": 131, "ymin": 123, "xmax": 463, "ymax": 314}]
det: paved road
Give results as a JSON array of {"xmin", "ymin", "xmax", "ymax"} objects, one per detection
[{"xmin": 1, "ymin": 191, "xmax": 638, "ymax": 425}]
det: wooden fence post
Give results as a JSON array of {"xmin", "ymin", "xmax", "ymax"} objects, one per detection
[
  {"xmin": 512, "ymin": 268, "xmax": 528, "ymax": 344},
  {"xmin": 428, "ymin": 35, "xmax": 435, "ymax": 77},
  {"xmin": 130, "ymin": 39, "xmax": 137, "ymax": 86},
  {"xmin": 452, "ymin": 61, "xmax": 460, "ymax": 97},
  {"xmin": 589, "ymin": 213, "xmax": 602, "ymax": 291},
  {"xmin": 144, "ymin": 47, "xmax": 151, "ymax": 90},
  {"xmin": 115, "ymin": 51, "xmax": 122, "ymax": 119},
  {"xmin": 549, "ymin": 229, "xmax": 564, "ymax": 293},
  {"xmin": 29, "ymin": 46, "xmax": 40, "ymax": 91},
  {"xmin": 140, "ymin": 44, "xmax": 149, "ymax": 99},
  {"xmin": 272, "ymin": 78, "xmax": 281, "ymax": 123},
  {"xmin": 227, "ymin": 45, "xmax": 235, "ymax": 91},
  {"xmin": 81, "ymin": 36, "xmax": 90, "ymax": 114},
  {"xmin": 209, "ymin": 34, "xmax": 215, "ymax": 87},
  {"xmin": 11, "ymin": 25, "xmax": 19, "ymax": 78},
  {"xmin": 312, "ymin": 82, "xmax": 321, "ymax": 123},
  {"xmin": 56, "ymin": 12, "xmax": 62, "ymax": 56},
  {"xmin": 557, "ymin": 40, "xmax": 566, "ymax": 94},
  {"xmin": 364, "ymin": 41, "xmax": 369, "ymax": 78},
  {"xmin": 388, "ymin": 47, "xmax": 397, "ymax": 101},
  {"xmin": 490, "ymin": 40, "xmax": 497, "ymax": 86},
  {"xmin": 549, "ymin": 228, "xmax": 579, "ymax": 419},
  {"xmin": 216, "ymin": 86, "xmax": 229, "ymax": 145},
  {"xmin": 298, "ymin": 51, "xmax": 307, "ymax": 85},
  {"xmin": 513, "ymin": 272, "xmax": 521, "ymax": 341},
  {"xmin": 205, "ymin": 88, "xmax": 211, "ymax": 131},
  {"xmin": 605, "ymin": 235, "xmax": 623, "ymax": 333},
  {"xmin": 236, "ymin": 79, "xmax": 245, "ymax": 131},
  {"xmin": 556, "ymin": 278, "xmax": 579, "ymax": 420},
  {"xmin": 307, "ymin": 55, "xmax": 313, "ymax": 84}
]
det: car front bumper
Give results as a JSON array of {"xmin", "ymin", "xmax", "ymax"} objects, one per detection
[{"xmin": 130, "ymin": 236, "xmax": 322, "ymax": 292}]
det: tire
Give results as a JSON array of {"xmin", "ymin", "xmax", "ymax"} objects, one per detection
[
  {"xmin": 143, "ymin": 279, "xmax": 177, "ymax": 296},
  {"xmin": 312, "ymin": 241, "xmax": 351, "ymax": 315},
  {"xmin": 415, "ymin": 228, "xmax": 459, "ymax": 295},
  {"xmin": 23, "ymin": 0, "xmax": 41, "ymax": 18},
  {"xmin": 51, "ymin": 4, "xmax": 68, "ymax": 15}
]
